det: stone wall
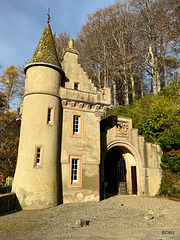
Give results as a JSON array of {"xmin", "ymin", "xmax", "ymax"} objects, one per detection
[
  {"xmin": 0, "ymin": 193, "xmax": 17, "ymax": 214},
  {"xmin": 60, "ymin": 43, "xmax": 111, "ymax": 204},
  {"xmin": 101, "ymin": 116, "xmax": 162, "ymax": 197},
  {"xmin": 60, "ymin": 108, "xmax": 101, "ymax": 203}
]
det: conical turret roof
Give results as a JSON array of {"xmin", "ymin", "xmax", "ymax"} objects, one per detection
[{"xmin": 24, "ymin": 23, "xmax": 62, "ymax": 74}]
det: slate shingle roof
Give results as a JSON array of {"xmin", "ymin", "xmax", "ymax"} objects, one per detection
[{"xmin": 24, "ymin": 23, "xmax": 62, "ymax": 74}]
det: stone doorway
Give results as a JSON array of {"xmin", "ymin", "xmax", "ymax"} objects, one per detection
[
  {"xmin": 104, "ymin": 148, "xmax": 127, "ymax": 198},
  {"xmin": 131, "ymin": 166, "xmax": 137, "ymax": 194}
]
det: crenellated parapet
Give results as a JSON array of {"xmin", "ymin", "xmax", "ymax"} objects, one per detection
[{"xmin": 61, "ymin": 99, "xmax": 108, "ymax": 117}]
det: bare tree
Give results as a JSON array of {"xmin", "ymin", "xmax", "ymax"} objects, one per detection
[
  {"xmin": 62, "ymin": 0, "xmax": 179, "ymax": 105},
  {"xmin": 54, "ymin": 31, "xmax": 70, "ymax": 62}
]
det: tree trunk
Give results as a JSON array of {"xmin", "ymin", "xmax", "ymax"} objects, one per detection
[
  {"xmin": 124, "ymin": 78, "xmax": 129, "ymax": 106},
  {"xmin": 129, "ymin": 63, "xmax": 135, "ymax": 101},
  {"xmin": 164, "ymin": 65, "xmax": 168, "ymax": 87},
  {"xmin": 140, "ymin": 70, "xmax": 144, "ymax": 98},
  {"xmin": 160, "ymin": 32, "xmax": 168, "ymax": 88},
  {"xmin": 122, "ymin": 42, "xmax": 129, "ymax": 105},
  {"xmin": 149, "ymin": 43, "xmax": 157, "ymax": 94},
  {"xmin": 112, "ymin": 79, "xmax": 117, "ymax": 107},
  {"xmin": 155, "ymin": 55, "xmax": 161, "ymax": 92}
]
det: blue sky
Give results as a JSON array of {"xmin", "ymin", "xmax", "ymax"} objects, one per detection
[{"xmin": 0, "ymin": 0, "xmax": 116, "ymax": 72}]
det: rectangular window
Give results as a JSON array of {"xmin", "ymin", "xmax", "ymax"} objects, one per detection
[
  {"xmin": 73, "ymin": 115, "xmax": 80, "ymax": 134},
  {"xmin": 74, "ymin": 82, "xmax": 79, "ymax": 90},
  {"xmin": 36, "ymin": 147, "xmax": 41, "ymax": 166},
  {"xmin": 47, "ymin": 107, "xmax": 54, "ymax": 125},
  {"xmin": 71, "ymin": 159, "xmax": 79, "ymax": 183},
  {"xmin": 71, "ymin": 113, "xmax": 83, "ymax": 137},
  {"xmin": 48, "ymin": 108, "xmax": 52, "ymax": 123},
  {"xmin": 34, "ymin": 146, "xmax": 43, "ymax": 168},
  {"xmin": 69, "ymin": 154, "xmax": 83, "ymax": 187}
]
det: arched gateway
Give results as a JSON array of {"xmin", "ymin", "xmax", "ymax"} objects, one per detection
[
  {"xmin": 12, "ymin": 20, "xmax": 162, "ymax": 209},
  {"xmin": 103, "ymin": 143, "xmax": 139, "ymax": 198},
  {"xmin": 100, "ymin": 116, "xmax": 162, "ymax": 199}
]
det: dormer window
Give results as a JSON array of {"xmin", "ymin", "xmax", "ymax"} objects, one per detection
[{"xmin": 74, "ymin": 82, "xmax": 79, "ymax": 90}]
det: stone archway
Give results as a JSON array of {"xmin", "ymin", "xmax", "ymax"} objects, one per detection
[
  {"xmin": 101, "ymin": 140, "xmax": 144, "ymax": 199},
  {"xmin": 104, "ymin": 147, "xmax": 127, "ymax": 198}
]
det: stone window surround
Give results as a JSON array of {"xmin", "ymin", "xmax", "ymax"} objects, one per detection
[
  {"xmin": 71, "ymin": 159, "xmax": 79, "ymax": 183},
  {"xmin": 71, "ymin": 112, "xmax": 83, "ymax": 138},
  {"xmin": 34, "ymin": 145, "xmax": 44, "ymax": 168},
  {"xmin": 73, "ymin": 115, "xmax": 80, "ymax": 134},
  {"xmin": 68, "ymin": 154, "xmax": 83, "ymax": 187}
]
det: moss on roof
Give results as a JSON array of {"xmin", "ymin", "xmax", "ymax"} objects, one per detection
[{"xmin": 24, "ymin": 23, "xmax": 62, "ymax": 73}]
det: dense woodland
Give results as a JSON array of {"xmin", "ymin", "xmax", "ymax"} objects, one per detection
[
  {"xmin": 55, "ymin": 0, "xmax": 180, "ymax": 105},
  {"xmin": 0, "ymin": 0, "xmax": 179, "ymax": 196}
]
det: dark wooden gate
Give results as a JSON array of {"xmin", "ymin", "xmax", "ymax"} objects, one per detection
[
  {"xmin": 104, "ymin": 148, "xmax": 127, "ymax": 198},
  {"xmin": 131, "ymin": 166, "xmax": 137, "ymax": 194}
]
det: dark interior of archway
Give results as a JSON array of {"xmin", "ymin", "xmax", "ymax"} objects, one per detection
[{"xmin": 104, "ymin": 148, "xmax": 127, "ymax": 198}]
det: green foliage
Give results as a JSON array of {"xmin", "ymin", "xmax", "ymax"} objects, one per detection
[
  {"xmin": 0, "ymin": 183, "xmax": 12, "ymax": 194},
  {"xmin": 158, "ymin": 125, "xmax": 180, "ymax": 150},
  {"xmin": 159, "ymin": 170, "xmax": 180, "ymax": 198},
  {"xmin": 161, "ymin": 153, "xmax": 180, "ymax": 172},
  {"xmin": 158, "ymin": 125, "xmax": 180, "ymax": 173},
  {"xmin": 114, "ymin": 78, "xmax": 180, "ymax": 146},
  {"xmin": 113, "ymin": 79, "xmax": 180, "ymax": 197}
]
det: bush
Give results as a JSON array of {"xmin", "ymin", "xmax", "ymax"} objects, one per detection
[
  {"xmin": 158, "ymin": 125, "xmax": 180, "ymax": 173},
  {"xmin": 113, "ymin": 79, "xmax": 180, "ymax": 198},
  {"xmin": 0, "ymin": 183, "xmax": 12, "ymax": 194},
  {"xmin": 158, "ymin": 125, "xmax": 180, "ymax": 150},
  {"xmin": 159, "ymin": 170, "xmax": 180, "ymax": 198}
]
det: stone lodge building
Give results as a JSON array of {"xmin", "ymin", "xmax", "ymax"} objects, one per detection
[{"xmin": 12, "ymin": 21, "xmax": 162, "ymax": 210}]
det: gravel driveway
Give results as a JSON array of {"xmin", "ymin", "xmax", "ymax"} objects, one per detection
[{"xmin": 0, "ymin": 195, "xmax": 179, "ymax": 240}]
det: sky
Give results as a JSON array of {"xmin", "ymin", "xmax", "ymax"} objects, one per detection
[{"xmin": 0, "ymin": 0, "xmax": 116, "ymax": 72}]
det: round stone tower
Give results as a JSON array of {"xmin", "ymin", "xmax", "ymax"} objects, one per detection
[{"xmin": 12, "ymin": 21, "xmax": 63, "ymax": 209}]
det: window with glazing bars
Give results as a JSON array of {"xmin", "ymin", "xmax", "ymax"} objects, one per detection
[
  {"xmin": 36, "ymin": 147, "xmax": 41, "ymax": 166},
  {"xmin": 47, "ymin": 108, "xmax": 52, "ymax": 124},
  {"xmin": 73, "ymin": 115, "xmax": 80, "ymax": 134},
  {"xmin": 71, "ymin": 159, "xmax": 79, "ymax": 183}
]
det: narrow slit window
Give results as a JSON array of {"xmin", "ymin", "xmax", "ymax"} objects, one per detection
[
  {"xmin": 71, "ymin": 159, "xmax": 79, "ymax": 183},
  {"xmin": 36, "ymin": 147, "xmax": 41, "ymax": 166},
  {"xmin": 73, "ymin": 115, "xmax": 80, "ymax": 134},
  {"xmin": 47, "ymin": 108, "xmax": 52, "ymax": 123},
  {"xmin": 47, "ymin": 108, "xmax": 54, "ymax": 125}
]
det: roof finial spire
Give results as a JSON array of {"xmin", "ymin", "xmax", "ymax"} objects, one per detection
[{"xmin": 47, "ymin": 8, "xmax": 50, "ymax": 24}]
